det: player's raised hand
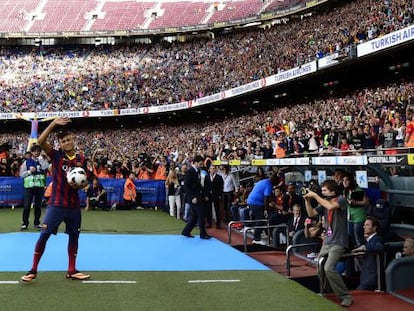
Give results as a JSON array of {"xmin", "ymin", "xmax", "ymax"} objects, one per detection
[{"xmin": 54, "ymin": 116, "xmax": 72, "ymax": 126}]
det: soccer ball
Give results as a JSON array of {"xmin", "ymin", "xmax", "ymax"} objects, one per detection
[{"xmin": 66, "ymin": 167, "xmax": 88, "ymax": 189}]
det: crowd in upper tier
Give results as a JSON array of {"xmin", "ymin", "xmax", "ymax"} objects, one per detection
[
  {"xmin": 1, "ymin": 77, "xmax": 414, "ymax": 177},
  {"xmin": 0, "ymin": 0, "xmax": 413, "ymax": 112}
]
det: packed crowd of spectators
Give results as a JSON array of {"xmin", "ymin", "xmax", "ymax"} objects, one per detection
[
  {"xmin": 1, "ymin": 77, "xmax": 413, "ymax": 177},
  {"xmin": 0, "ymin": 0, "xmax": 413, "ymax": 112}
]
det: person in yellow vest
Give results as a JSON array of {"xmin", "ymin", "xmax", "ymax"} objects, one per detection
[
  {"xmin": 123, "ymin": 172, "xmax": 142, "ymax": 210},
  {"xmin": 19, "ymin": 144, "xmax": 50, "ymax": 230}
]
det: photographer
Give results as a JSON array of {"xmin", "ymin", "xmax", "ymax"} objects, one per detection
[
  {"xmin": 91, "ymin": 149, "xmax": 110, "ymax": 178},
  {"xmin": 110, "ymin": 157, "xmax": 129, "ymax": 179},
  {"xmin": 303, "ymin": 180, "xmax": 352, "ymax": 307},
  {"xmin": 0, "ymin": 157, "xmax": 12, "ymax": 176},
  {"xmin": 136, "ymin": 160, "xmax": 153, "ymax": 180},
  {"xmin": 85, "ymin": 176, "xmax": 108, "ymax": 211},
  {"xmin": 301, "ymin": 179, "xmax": 321, "ymax": 208},
  {"xmin": 0, "ymin": 142, "xmax": 12, "ymax": 176},
  {"xmin": 135, "ymin": 153, "xmax": 154, "ymax": 180},
  {"xmin": 10, "ymin": 157, "xmax": 23, "ymax": 177},
  {"xmin": 153, "ymin": 155, "xmax": 169, "ymax": 180},
  {"xmin": 0, "ymin": 142, "xmax": 12, "ymax": 158}
]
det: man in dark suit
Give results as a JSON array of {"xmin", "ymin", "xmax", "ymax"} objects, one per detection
[
  {"xmin": 288, "ymin": 204, "xmax": 306, "ymax": 237},
  {"xmin": 273, "ymin": 204, "xmax": 305, "ymax": 248},
  {"xmin": 205, "ymin": 165, "xmax": 224, "ymax": 229},
  {"xmin": 181, "ymin": 155, "xmax": 211, "ymax": 239},
  {"xmin": 352, "ymin": 216, "xmax": 384, "ymax": 290}
]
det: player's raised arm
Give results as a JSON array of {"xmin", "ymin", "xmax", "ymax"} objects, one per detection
[{"xmin": 37, "ymin": 117, "xmax": 71, "ymax": 153}]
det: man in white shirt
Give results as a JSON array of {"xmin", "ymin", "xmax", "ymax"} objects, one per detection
[{"xmin": 218, "ymin": 165, "xmax": 238, "ymax": 222}]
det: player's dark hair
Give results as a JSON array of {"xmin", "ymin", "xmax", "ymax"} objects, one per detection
[
  {"xmin": 193, "ymin": 155, "xmax": 204, "ymax": 163},
  {"xmin": 57, "ymin": 129, "xmax": 72, "ymax": 140}
]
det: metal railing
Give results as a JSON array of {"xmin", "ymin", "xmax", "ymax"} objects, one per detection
[
  {"xmin": 286, "ymin": 242, "xmax": 383, "ymax": 292},
  {"xmin": 228, "ymin": 220, "xmax": 289, "ymax": 252}
]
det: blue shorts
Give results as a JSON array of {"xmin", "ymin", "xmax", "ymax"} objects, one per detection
[{"xmin": 42, "ymin": 206, "xmax": 81, "ymax": 235}]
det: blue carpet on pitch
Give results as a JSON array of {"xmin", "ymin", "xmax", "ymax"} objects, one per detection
[{"xmin": 0, "ymin": 233, "xmax": 269, "ymax": 272}]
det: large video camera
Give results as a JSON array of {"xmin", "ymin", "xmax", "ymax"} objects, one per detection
[{"xmin": 138, "ymin": 152, "xmax": 152, "ymax": 168}]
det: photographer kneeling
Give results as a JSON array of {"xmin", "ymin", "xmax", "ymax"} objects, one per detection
[{"xmin": 86, "ymin": 176, "xmax": 109, "ymax": 211}]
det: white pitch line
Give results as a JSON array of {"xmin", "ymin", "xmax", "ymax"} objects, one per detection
[
  {"xmin": 82, "ymin": 280, "xmax": 137, "ymax": 284},
  {"xmin": 188, "ymin": 279, "xmax": 240, "ymax": 283},
  {"xmin": 0, "ymin": 281, "xmax": 19, "ymax": 284}
]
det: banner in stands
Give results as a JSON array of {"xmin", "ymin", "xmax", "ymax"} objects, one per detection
[
  {"xmin": 357, "ymin": 24, "xmax": 414, "ymax": 57},
  {"xmin": 317, "ymin": 52, "xmax": 339, "ymax": 69},
  {"xmin": 0, "ymin": 178, "xmax": 166, "ymax": 211},
  {"xmin": 267, "ymin": 61, "xmax": 317, "ymax": 86},
  {"xmin": 211, "ymin": 154, "xmax": 413, "ymax": 166},
  {"xmin": 368, "ymin": 155, "xmax": 408, "ymax": 165}
]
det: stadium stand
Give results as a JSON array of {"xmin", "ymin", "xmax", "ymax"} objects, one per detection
[
  {"xmin": 263, "ymin": 0, "xmax": 306, "ymax": 13},
  {"xmin": 29, "ymin": 0, "xmax": 96, "ymax": 32},
  {"xmin": 90, "ymin": 1, "xmax": 154, "ymax": 31},
  {"xmin": 1, "ymin": 76, "xmax": 414, "ymax": 158},
  {"xmin": 0, "ymin": 0, "xmax": 311, "ymax": 33},
  {"xmin": 208, "ymin": 0, "xmax": 264, "ymax": 23},
  {"xmin": 0, "ymin": 0, "xmax": 412, "ymax": 111},
  {"xmin": 0, "ymin": 1, "xmax": 414, "ymax": 309},
  {"xmin": 0, "ymin": 0, "xmax": 39, "ymax": 32},
  {"xmin": 148, "ymin": 1, "xmax": 210, "ymax": 29}
]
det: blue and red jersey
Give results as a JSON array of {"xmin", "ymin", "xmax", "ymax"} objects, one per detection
[{"xmin": 47, "ymin": 148, "xmax": 88, "ymax": 209}]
